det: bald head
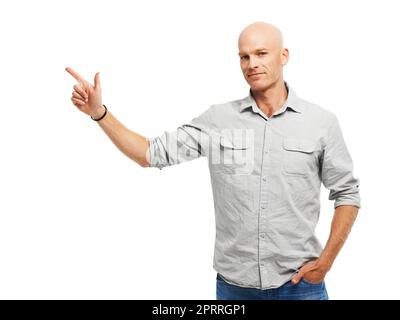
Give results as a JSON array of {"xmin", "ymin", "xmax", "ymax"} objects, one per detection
[
  {"xmin": 238, "ymin": 22, "xmax": 284, "ymax": 51},
  {"xmin": 237, "ymin": 22, "xmax": 288, "ymax": 93}
]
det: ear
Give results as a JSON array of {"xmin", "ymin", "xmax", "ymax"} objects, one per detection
[{"xmin": 281, "ymin": 48, "xmax": 289, "ymax": 66}]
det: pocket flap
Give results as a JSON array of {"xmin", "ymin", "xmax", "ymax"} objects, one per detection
[
  {"xmin": 283, "ymin": 138, "xmax": 315, "ymax": 153},
  {"xmin": 220, "ymin": 136, "xmax": 248, "ymax": 149}
]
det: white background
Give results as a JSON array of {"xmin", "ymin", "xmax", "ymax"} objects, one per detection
[{"xmin": 0, "ymin": 0, "xmax": 399, "ymax": 299}]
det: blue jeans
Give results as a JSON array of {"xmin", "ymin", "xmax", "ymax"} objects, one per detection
[{"xmin": 216, "ymin": 273, "xmax": 329, "ymax": 300}]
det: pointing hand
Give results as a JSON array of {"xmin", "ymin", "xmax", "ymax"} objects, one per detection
[{"xmin": 65, "ymin": 67, "xmax": 104, "ymax": 119}]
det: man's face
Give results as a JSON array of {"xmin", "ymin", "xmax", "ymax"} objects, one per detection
[{"xmin": 238, "ymin": 29, "xmax": 288, "ymax": 92}]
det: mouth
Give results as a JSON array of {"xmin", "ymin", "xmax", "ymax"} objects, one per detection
[{"xmin": 248, "ymin": 73, "xmax": 265, "ymax": 78}]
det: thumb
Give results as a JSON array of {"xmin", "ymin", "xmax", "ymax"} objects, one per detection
[
  {"xmin": 94, "ymin": 72, "xmax": 101, "ymax": 91},
  {"xmin": 291, "ymin": 271, "xmax": 303, "ymax": 285}
]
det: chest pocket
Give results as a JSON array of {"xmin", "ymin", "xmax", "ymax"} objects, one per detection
[
  {"xmin": 214, "ymin": 135, "xmax": 253, "ymax": 174},
  {"xmin": 282, "ymin": 138, "xmax": 317, "ymax": 176},
  {"xmin": 220, "ymin": 136, "xmax": 247, "ymax": 149}
]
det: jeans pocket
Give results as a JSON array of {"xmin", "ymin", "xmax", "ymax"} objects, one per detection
[
  {"xmin": 301, "ymin": 278, "xmax": 324, "ymax": 286},
  {"xmin": 217, "ymin": 273, "xmax": 230, "ymax": 284}
]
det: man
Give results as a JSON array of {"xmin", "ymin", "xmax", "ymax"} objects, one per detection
[{"xmin": 66, "ymin": 21, "xmax": 360, "ymax": 300}]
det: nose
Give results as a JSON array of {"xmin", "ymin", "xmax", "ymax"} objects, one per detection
[{"xmin": 248, "ymin": 55, "xmax": 259, "ymax": 69}]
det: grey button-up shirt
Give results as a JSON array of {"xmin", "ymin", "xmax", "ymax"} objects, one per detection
[{"xmin": 148, "ymin": 83, "xmax": 360, "ymax": 289}]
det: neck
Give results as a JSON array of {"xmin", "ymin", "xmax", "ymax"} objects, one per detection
[{"xmin": 251, "ymin": 80, "xmax": 288, "ymax": 118}]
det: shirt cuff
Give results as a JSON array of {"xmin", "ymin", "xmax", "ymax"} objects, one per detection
[{"xmin": 146, "ymin": 137, "xmax": 165, "ymax": 170}]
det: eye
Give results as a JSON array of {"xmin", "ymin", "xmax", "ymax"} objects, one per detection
[
  {"xmin": 240, "ymin": 55, "xmax": 249, "ymax": 61},
  {"xmin": 258, "ymin": 52, "xmax": 268, "ymax": 56}
]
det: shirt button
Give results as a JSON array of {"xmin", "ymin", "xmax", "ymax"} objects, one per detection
[
  {"xmin": 262, "ymin": 176, "xmax": 267, "ymax": 181},
  {"xmin": 259, "ymin": 233, "xmax": 266, "ymax": 239},
  {"xmin": 261, "ymin": 205, "xmax": 266, "ymax": 209},
  {"xmin": 260, "ymin": 263, "xmax": 265, "ymax": 267}
]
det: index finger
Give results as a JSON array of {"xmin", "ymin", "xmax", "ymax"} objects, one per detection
[{"xmin": 65, "ymin": 67, "xmax": 85, "ymax": 83}]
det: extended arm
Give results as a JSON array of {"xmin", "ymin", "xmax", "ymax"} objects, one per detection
[
  {"xmin": 66, "ymin": 67, "xmax": 150, "ymax": 167},
  {"xmin": 94, "ymin": 110, "xmax": 150, "ymax": 167}
]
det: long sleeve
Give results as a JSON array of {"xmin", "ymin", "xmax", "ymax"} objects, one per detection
[
  {"xmin": 147, "ymin": 107, "xmax": 212, "ymax": 170},
  {"xmin": 320, "ymin": 116, "xmax": 361, "ymax": 208}
]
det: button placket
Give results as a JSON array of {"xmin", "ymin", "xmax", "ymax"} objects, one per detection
[{"xmin": 259, "ymin": 123, "xmax": 272, "ymax": 286}]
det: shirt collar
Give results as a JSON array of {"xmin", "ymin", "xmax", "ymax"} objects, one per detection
[{"xmin": 239, "ymin": 82, "xmax": 304, "ymax": 114}]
